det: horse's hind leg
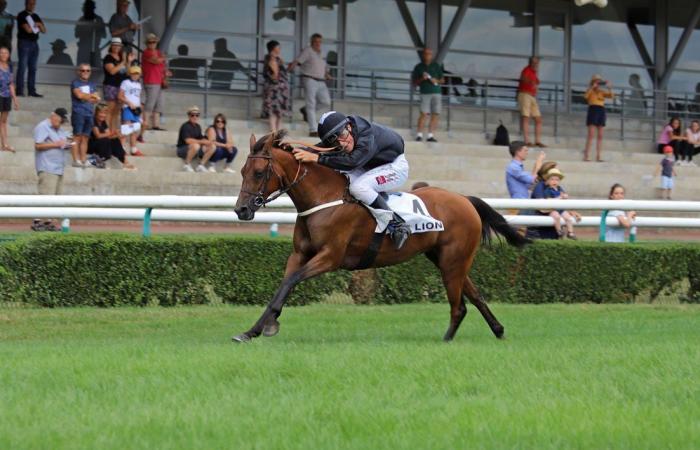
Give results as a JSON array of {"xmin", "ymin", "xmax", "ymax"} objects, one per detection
[
  {"xmin": 462, "ymin": 276, "xmax": 504, "ymax": 339},
  {"xmin": 440, "ymin": 270, "xmax": 468, "ymax": 342}
]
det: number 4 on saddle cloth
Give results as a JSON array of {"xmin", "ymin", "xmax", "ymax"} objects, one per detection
[{"xmin": 366, "ymin": 192, "xmax": 445, "ymax": 234}]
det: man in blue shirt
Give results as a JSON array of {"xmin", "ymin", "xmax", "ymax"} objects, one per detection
[{"xmin": 505, "ymin": 140, "xmax": 545, "ymax": 199}]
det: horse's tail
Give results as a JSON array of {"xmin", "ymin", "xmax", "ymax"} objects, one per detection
[{"xmin": 466, "ymin": 196, "xmax": 532, "ymax": 248}]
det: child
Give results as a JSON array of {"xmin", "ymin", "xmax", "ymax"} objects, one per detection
[
  {"xmin": 654, "ymin": 145, "xmax": 677, "ymax": 200},
  {"xmin": 543, "ymin": 168, "xmax": 577, "ymax": 239},
  {"xmin": 605, "ymin": 183, "xmax": 636, "ymax": 243},
  {"xmin": 118, "ymin": 65, "xmax": 144, "ymax": 157}
]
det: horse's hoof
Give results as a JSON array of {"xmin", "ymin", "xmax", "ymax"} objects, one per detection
[
  {"xmin": 263, "ymin": 320, "xmax": 280, "ymax": 337},
  {"xmin": 494, "ymin": 326, "xmax": 505, "ymax": 339},
  {"xmin": 232, "ymin": 333, "xmax": 252, "ymax": 343}
]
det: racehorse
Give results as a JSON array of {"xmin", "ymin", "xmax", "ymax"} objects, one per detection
[{"xmin": 232, "ymin": 130, "xmax": 530, "ymax": 342}]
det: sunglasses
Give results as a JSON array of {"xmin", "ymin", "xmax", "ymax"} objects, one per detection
[
  {"xmin": 215, "ymin": 119, "xmax": 225, "ymax": 124},
  {"xmin": 189, "ymin": 113, "xmax": 200, "ymax": 117},
  {"xmin": 79, "ymin": 69, "xmax": 91, "ymax": 72},
  {"xmin": 324, "ymin": 128, "xmax": 349, "ymax": 146}
]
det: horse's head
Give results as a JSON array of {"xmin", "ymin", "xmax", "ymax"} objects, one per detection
[{"xmin": 234, "ymin": 130, "xmax": 289, "ymax": 220}]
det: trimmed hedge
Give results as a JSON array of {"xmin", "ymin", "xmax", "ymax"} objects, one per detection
[{"xmin": 0, "ymin": 234, "xmax": 698, "ymax": 306}]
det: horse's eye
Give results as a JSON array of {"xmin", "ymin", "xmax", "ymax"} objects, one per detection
[{"xmin": 254, "ymin": 171, "xmax": 264, "ymax": 179}]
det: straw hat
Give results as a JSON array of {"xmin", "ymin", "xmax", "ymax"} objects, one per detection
[
  {"xmin": 187, "ymin": 105, "xmax": 200, "ymax": 114},
  {"xmin": 538, "ymin": 161, "xmax": 558, "ymax": 179},
  {"xmin": 110, "ymin": 37, "xmax": 123, "ymax": 47},
  {"xmin": 543, "ymin": 167, "xmax": 564, "ymax": 181},
  {"xmin": 128, "ymin": 65, "xmax": 142, "ymax": 75},
  {"xmin": 146, "ymin": 33, "xmax": 159, "ymax": 43}
]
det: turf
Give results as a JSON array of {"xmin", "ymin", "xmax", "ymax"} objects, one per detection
[{"xmin": 1, "ymin": 303, "xmax": 698, "ymax": 450}]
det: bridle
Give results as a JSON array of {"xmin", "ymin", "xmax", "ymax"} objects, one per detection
[{"xmin": 239, "ymin": 149, "xmax": 308, "ymax": 210}]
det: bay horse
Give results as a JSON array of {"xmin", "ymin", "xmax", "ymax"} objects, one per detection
[{"xmin": 232, "ymin": 130, "xmax": 530, "ymax": 343}]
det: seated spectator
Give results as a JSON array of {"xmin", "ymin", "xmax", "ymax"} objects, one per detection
[
  {"xmin": 118, "ymin": 64, "xmax": 144, "ymax": 156},
  {"xmin": 0, "ymin": 45, "xmax": 18, "ymax": 153},
  {"xmin": 176, "ymin": 105, "xmax": 214, "ymax": 172},
  {"xmin": 542, "ymin": 168, "xmax": 577, "ymax": 239},
  {"xmin": 32, "ymin": 108, "xmax": 75, "ymax": 231},
  {"xmin": 109, "ymin": 0, "xmax": 139, "ymax": 51},
  {"xmin": 88, "ymin": 103, "xmax": 134, "ymax": 169},
  {"xmin": 204, "ymin": 113, "xmax": 237, "ymax": 173},
  {"xmin": 70, "ymin": 63, "xmax": 100, "ymax": 168},
  {"xmin": 46, "ymin": 39, "xmax": 73, "ymax": 66},
  {"xmin": 605, "ymin": 183, "xmax": 636, "ymax": 243},
  {"xmin": 505, "ymin": 140, "xmax": 545, "ymax": 199},
  {"xmin": 169, "ymin": 44, "xmax": 204, "ymax": 87},
  {"xmin": 684, "ymin": 120, "xmax": 700, "ymax": 166},
  {"xmin": 527, "ymin": 161, "xmax": 560, "ymax": 240},
  {"xmin": 657, "ymin": 117, "xmax": 686, "ymax": 161}
]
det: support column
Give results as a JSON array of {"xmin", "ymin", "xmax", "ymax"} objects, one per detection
[
  {"xmin": 653, "ymin": 0, "xmax": 668, "ymax": 118},
  {"xmin": 159, "ymin": 0, "xmax": 190, "ymax": 54},
  {"xmin": 424, "ymin": 0, "xmax": 441, "ymax": 52},
  {"xmin": 435, "ymin": 0, "xmax": 471, "ymax": 65},
  {"xmin": 140, "ymin": 0, "xmax": 168, "ymax": 42}
]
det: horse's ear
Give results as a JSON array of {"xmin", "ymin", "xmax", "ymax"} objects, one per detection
[{"xmin": 249, "ymin": 134, "xmax": 256, "ymax": 153}]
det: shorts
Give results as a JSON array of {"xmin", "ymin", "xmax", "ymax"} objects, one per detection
[
  {"xmin": 0, "ymin": 96, "xmax": 11, "ymax": 112},
  {"xmin": 103, "ymin": 84, "xmax": 120, "ymax": 101},
  {"xmin": 517, "ymin": 92, "xmax": 541, "ymax": 118},
  {"xmin": 586, "ymin": 105, "xmax": 606, "ymax": 127},
  {"xmin": 661, "ymin": 175, "xmax": 674, "ymax": 190},
  {"xmin": 37, "ymin": 172, "xmax": 63, "ymax": 195},
  {"xmin": 176, "ymin": 144, "xmax": 204, "ymax": 159},
  {"xmin": 420, "ymin": 93, "xmax": 441, "ymax": 115},
  {"xmin": 144, "ymin": 84, "xmax": 164, "ymax": 113},
  {"xmin": 121, "ymin": 107, "xmax": 141, "ymax": 123},
  {"xmin": 71, "ymin": 111, "xmax": 94, "ymax": 136}
]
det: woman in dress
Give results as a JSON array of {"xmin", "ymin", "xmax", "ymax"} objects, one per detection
[
  {"xmin": 262, "ymin": 40, "xmax": 290, "ymax": 132},
  {"xmin": 102, "ymin": 37, "xmax": 134, "ymax": 131},
  {"xmin": 0, "ymin": 45, "xmax": 17, "ymax": 152}
]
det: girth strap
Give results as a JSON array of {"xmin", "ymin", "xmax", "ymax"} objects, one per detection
[{"xmin": 354, "ymin": 232, "xmax": 385, "ymax": 270}]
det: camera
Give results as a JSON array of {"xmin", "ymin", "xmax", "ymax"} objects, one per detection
[{"xmin": 597, "ymin": 80, "xmax": 607, "ymax": 87}]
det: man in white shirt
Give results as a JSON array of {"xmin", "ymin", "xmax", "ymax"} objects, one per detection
[{"xmin": 288, "ymin": 33, "xmax": 331, "ymax": 137}]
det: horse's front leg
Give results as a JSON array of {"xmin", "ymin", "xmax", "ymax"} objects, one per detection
[{"xmin": 232, "ymin": 249, "xmax": 338, "ymax": 343}]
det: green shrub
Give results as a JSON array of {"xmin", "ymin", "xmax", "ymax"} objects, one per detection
[{"xmin": 0, "ymin": 234, "xmax": 698, "ymax": 307}]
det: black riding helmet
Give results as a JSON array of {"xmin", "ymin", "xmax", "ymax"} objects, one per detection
[{"xmin": 318, "ymin": 111, "xmax": 349, "ymax": 147}]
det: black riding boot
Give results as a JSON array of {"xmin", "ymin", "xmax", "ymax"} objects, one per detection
[{"xmin": 370, "ymin": 196, "xmax": 411, "ymax": 250}]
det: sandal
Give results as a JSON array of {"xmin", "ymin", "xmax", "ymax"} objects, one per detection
[
  {"xmin": 2, "ymin": 145, "xmax": 15, "ymax": 153},
  {"xmin": 567, "ymin": 232, "xmax": 577, "ymax": 240},
  {"xmin": 535, "ymin": 142, "xmax": 548, "ymax": 148}
]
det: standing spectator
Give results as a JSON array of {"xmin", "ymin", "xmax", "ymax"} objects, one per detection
[
  {"xmin": 542, "ymin": 168, "xmax": 577, "ymax": 239},
  {"xmin": 684, "ymin": 120, "xmax": 700, "ymax": 166},
  {"xmin": 141, "ymin": 33, "xmax": 168, "ymax": 131},
  {"xmin": 654, "ymin": 145, "xmax": 677, "ymax": 200},
  {"xmin": 262, "ymin": 40, "xmax": 290, "ymax": 132},
  {"xmin": 604, "ymin": 184, "xmax": 636, "ymax": 243},
  {"xmin": 103, "ymin": 37, "xmax": 133, "ymax": 131},
  {"xmin": 176, "ymin": 106, "xmax": 214, "ymax": 172},
  {"xmin": 46, "ymin": 39, "xmax": 73, "ymax": 66},
  {"xmin": 204, "ymin": 113, "xmax": 237, "ymax": 173},
  {"xmin": 411, "ymin": 48, "xmax": 443, "ymax": 143},
  {"xmin": 657, "ymin": 117, "xmax": 686, "ymax": 162},
  {"xmin": 0, "ymin": 45, "xmax": 17, "ymax": 153},
  {"xmin": 75, "ymin": 0, "xmax": 106, "ymax": 68},
  {"xmin": 505, "ymin": 140, "xmax": 545, "ymax": 199},
  {"xmin": 583, "ymin": 74, "xmax": 614, "ymax": 162},
  {"xmin": 0, "ymin": 0, "xmax": 13, "ymax": 53},
  {"xmin": 109, "ymin": 0, "xmax": 139, "ymax": 51},
  {"xmin": 88, "ymin": 102, "xmax": 134, "ymax": 169},
  {"xmin": 32, "ymin": 108, "xmax": 74, "ymax": 231},
  {"xmin": 209, "ymin": 37, "xmax": 248, "ymax": 90},
  {"xmin": 118, "ymin": 64, "xmax": 143, "ymax": 157},
  {"xmin": 517, "ymin": 56, "xmax": 545, "ymax": 147},
  {"xmin": 70, "ymin": 63, "xmax": 100, "ymax": 167},
  {"xmin": 16, "ymin": 0, "xmax": 46, "ymax": 98},
  {"xmin": 288, "ymin": 33, "xmax": 331, "ymax": 137}
]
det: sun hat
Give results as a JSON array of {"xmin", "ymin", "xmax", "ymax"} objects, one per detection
[
  {"xmin": 128, "ymin": 65, "xmax": 142, "ymax": 75},
  {"xmin": 187, "ymin": 105, "xmax": 200, "ymax": 115},
  {"xmin": 110, "ymin": 37, "xmax": 123, "ymax": 46},
  {"xmin": 146, "ymin": 33, "xmax": 159, "ymax": 43},
  {"xmin": 543, "ymin": 167, "xmax": 564, "ymax": 181},
  {"xmin": 538, "ymin": 161, "xmax": 558, "ymax": 179},
  {"xmin": 50, "ymin": 39, "xmax": 67, "ymax": 50},
  {"xmin": 663, "ymin": 145, "xmax": 674, "ymax": 154}
]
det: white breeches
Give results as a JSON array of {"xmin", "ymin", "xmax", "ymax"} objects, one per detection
[{"xmin": 347, "ymin": 154, "xmax": 409, "ymax": 204}]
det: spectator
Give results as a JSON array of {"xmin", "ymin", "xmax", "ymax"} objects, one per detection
[
  {"xmin": 583, "ymin": 74, "xmax": 614, "ymax": 162},
  {"xmin": 109, "ymin": 0, "xmax": 139, "ymax": 51},
  {"xmin": 605, "ymin": 183, "xmax": 636, "ymax": 243},
  {"xmin": 288, "ymin": 33, "xmax": 331, "ymax": 137},
  {"xmin": 176, "ymin": 105, "xmax": 214, "ymax": 172},
  {"xmin": 627, "ymin": 73, "xmax": 646, "ymax": 117},
  {"xmin": 141, "ymin": 33, "xmax": 168, "ymax": 131},
  {"xmin": 209, "ymin": 38, "xmax": 247, "ymax": 90},
  {"xmin": 70, "ymin": 63, "xmax": 100, "ymax": 167},
  {"xmin": 657, "ymin": 117, "xmax": 686, "ymax": 162},
  {"xmin": 262, "ymin": 40, "xmax": 290, "ymax": 132},
  {"xmin": 0, "ymin": 45, "xmax": 17, "ymax": 153},
  {"xmin": 32, "ymin": 108, "xmax": 74, "ymax": 231},
  {"xmin": 0, "ymin": 0, "xmax": 13, "ymax": 53},
  {"xmin": 412, "ymin": 48, "xmax": 443, "ymax": 143},
  {"xmin": 75, "ymin": 0, "xmax": 106, "ymax": 68},
  {"xmin": 684, "ymin": 120, "xmax": 700, "ymax": 166},
  {"xmin": 654, "ymin": 145, "xmax": 677, "ymax": 200},
  {"xmin": 204, "ymin": 113, "xmax": 237, "ymax": 173},
  {"xmin": 16, "ymin": 0, "xmax": 46, "ymax": 98},
  {"xmin": 103, "ymin": 37, "xmax": 133, "ymax": 131},
  {"xmin": 517, "ymin": 56, "xmax": 545, "ymax": 147},
  {"xmin": 46, "ymin": 39, "xmax": 73, "ymax": 66},
  {"xmin": 169, "ymin": 44, "xmax": 204, "ymax": 87},
  {"xmin": 527, "ymin": 161, "xmax": 561, "ymax": 240},
  {"xmin": 542, "ymin": 168, "xmax": 577, "ymax": 239},
  {"xmin": 88, "ymin": 102, "xmax": 134, "ymax": 169},
  {"xmin": 505, "ymin": 140, "xmax": 545, "ymax": 199},
  {"xmin": 118, "ymin": 64, "xmax": 143, "ymax": 157}
]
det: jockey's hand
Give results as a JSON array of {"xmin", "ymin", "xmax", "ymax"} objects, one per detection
[{"xmin": 293, "ymin": 149, "xmax": 319, "ymax": 163}]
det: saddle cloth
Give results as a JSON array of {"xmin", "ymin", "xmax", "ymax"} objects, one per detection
[{"xmin": 366, "ymin": 192, "xmax": 445, "ymax": 234}]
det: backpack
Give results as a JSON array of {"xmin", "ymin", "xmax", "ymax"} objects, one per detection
[{"xmin": 493, "ymin": 120, "xmax": 510, "ymax": 146}]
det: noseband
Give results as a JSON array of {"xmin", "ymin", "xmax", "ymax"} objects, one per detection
[{"xmin": 240, "ymin": 150, "xmax": 307, "ymax": 209}]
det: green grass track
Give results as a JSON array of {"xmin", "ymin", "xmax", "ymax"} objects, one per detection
[{"xmin": 1, "ymin": 304, "xmax": 699, "ymax": 449}]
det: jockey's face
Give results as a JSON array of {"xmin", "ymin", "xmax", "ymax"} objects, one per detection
[{"xmin": 337, "ymin": 124, "xmax": 354, "ymax": 151}]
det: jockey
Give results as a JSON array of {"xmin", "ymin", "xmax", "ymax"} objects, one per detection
[{"xmin": 293, "ymin": 111, "xmax": 412, "ymax": 250}]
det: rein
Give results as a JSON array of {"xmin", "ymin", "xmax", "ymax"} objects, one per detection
[{"xmin": 240, "ymin": 151, "xmax": 308, "ymax": 208}]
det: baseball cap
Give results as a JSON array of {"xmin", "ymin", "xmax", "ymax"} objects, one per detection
[
  {"xmin": 53, "ymin": 108, "xmax": 69, "ymax": 123},
  {"xmin": 663, "ymin": 145, "xmax": 674, "ymax": 154}
]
